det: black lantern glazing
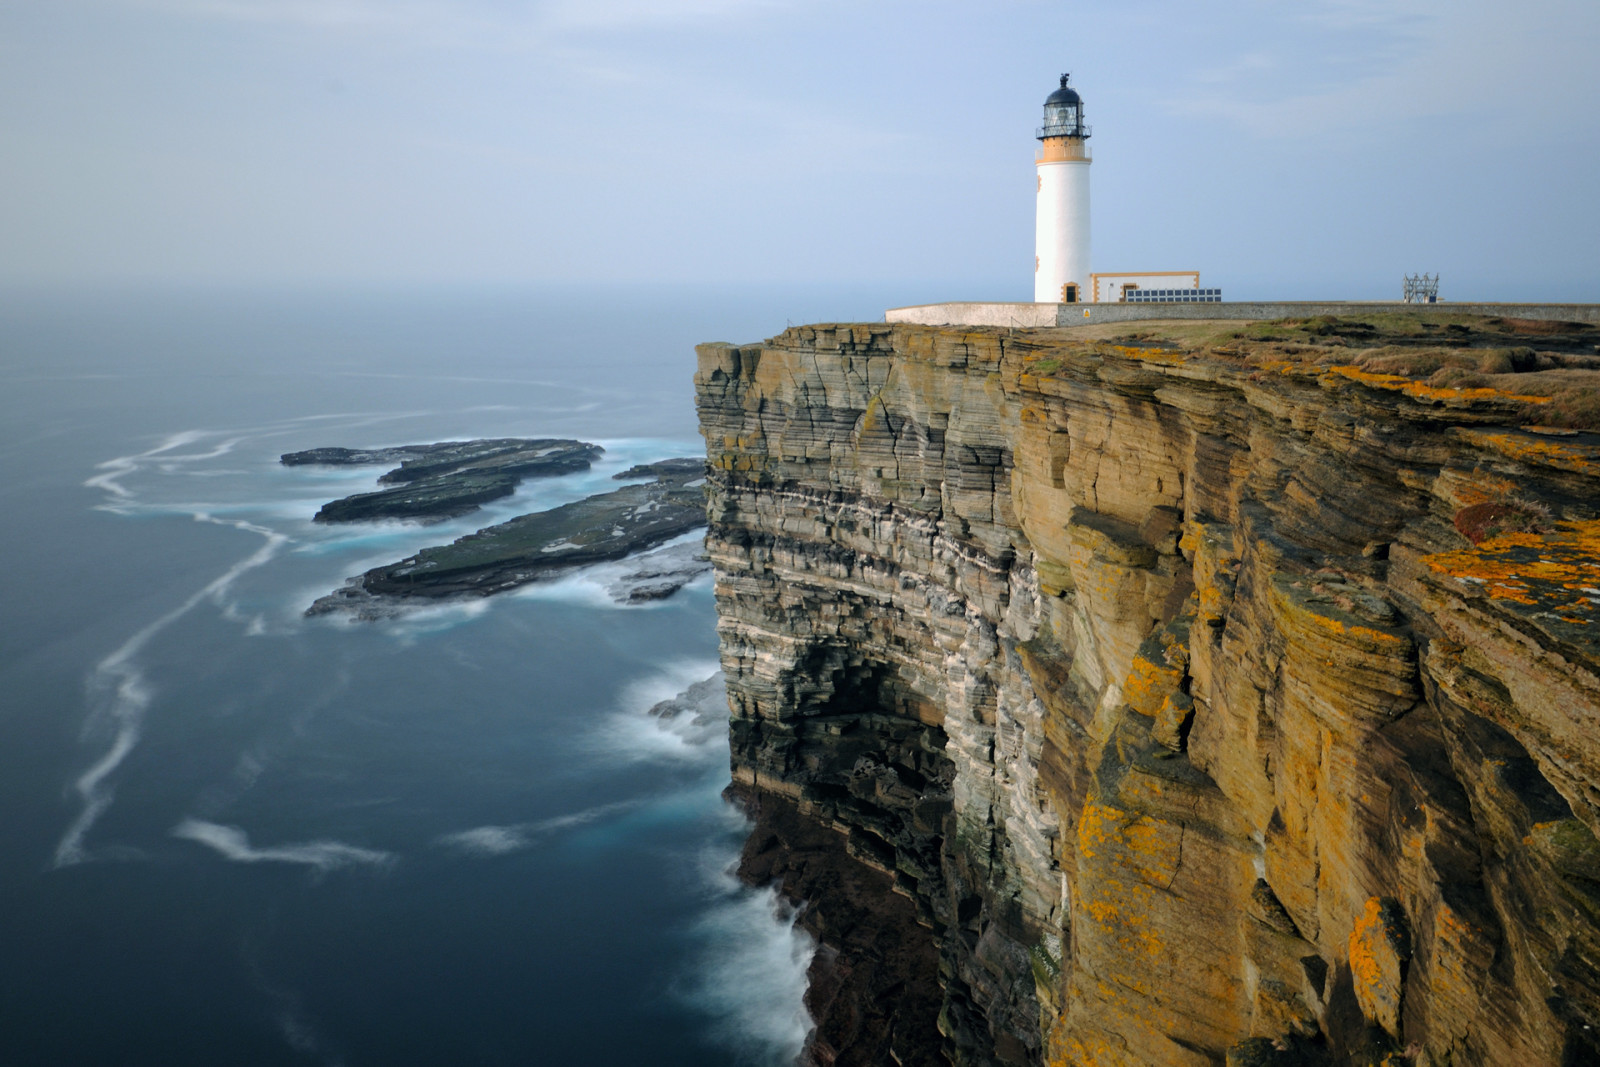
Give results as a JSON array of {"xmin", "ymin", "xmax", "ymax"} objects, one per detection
[{"xmin": 1037, "ymin": 74, "xmax": 1090, "ymax": 140}]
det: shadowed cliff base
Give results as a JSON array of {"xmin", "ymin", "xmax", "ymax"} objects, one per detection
[
  {"xmin": 697, "ymin": 318, "xmax": 1600, "ymax": 1067},
  {"xmin": 729, "ymin": 784, "xmax": 948, "ymax": 1067}
]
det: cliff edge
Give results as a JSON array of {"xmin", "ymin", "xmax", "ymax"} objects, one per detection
[{"xmin": 695, "ymin": 317, "xmax": 1600, "ymax": 1066}]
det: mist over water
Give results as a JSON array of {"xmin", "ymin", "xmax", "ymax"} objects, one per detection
[{"xmin": 0, "ymin": 286, "xmax": 849, "ymax": 1065}]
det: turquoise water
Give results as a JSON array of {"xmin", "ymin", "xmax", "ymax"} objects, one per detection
[{"xmin": 0, "ymin": 286, "xmax": 899, "ymax": 1066}]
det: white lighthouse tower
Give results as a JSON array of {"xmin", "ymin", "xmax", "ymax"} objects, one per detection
[{"xmin": 1034, "ymin": 74, "xmax": 1091, "ymax": 304}]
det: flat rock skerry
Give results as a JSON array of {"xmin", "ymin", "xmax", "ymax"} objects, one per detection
[
  {"xmin": 282, "ymin": 438, "xmax": 604, "ymax": 523},
  {"xmin": 306, "ymin": 457, "xmax": 708, "ymax": 617}
]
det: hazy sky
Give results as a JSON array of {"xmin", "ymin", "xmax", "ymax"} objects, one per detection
[{"xmin": 3, "ymin": 0, "xmax": 1597, "ymax": 299}]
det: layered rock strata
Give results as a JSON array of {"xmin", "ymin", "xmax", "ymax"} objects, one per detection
[{"xmin": 695, "ymin": 323, "xmax": 1600, "ymax": 1066}]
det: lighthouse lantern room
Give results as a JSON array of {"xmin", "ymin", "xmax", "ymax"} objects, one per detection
[{"xmin": 1035, "ymin": 74, "xmax": 1092, "ymax": 304}]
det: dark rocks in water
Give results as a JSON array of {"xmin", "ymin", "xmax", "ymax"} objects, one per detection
[
  {"xmin": 646, "ymin": 673, "xmax": 727, "ymax": 728},
  {"xmin": 371, "ymin": 440, "xmax": 600, "ymax": 486},
  {"xmin": 605, "ymin": 541, "xmax": 712, "ymax": 603},
  {"xmin": 282, "ymin": 439, "xmax": 604, "ymax": 523},
  {"xmin": 311, "ymin": 472, "xmax": 522, "ymax": 524},
  {"xmin": 306, "ymin": 458, "xmax": 707, "ymax": 616},
  {"xmin": 281, "ymin": 443, "xmax": 460, "ymax": 467},
  {"xmin": 613, "ymin": 457, "xmax": 706, "ymax": 482}
]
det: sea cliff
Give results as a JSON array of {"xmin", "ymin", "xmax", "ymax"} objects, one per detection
[{"xmin": 694, "ymin": 319, "xmax": 1600, "ymax": 1066}]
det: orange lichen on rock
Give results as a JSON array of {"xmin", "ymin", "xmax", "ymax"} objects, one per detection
[
  {"xmin": 1422, "ymin": 520, "xmax": 1600, "ymax": 621},
  {"xmin": 1348, "ymin": 896, "xmax": 1411, "ymax": 1037},
  {"xmin": 1449, "ymin": 476, "xmax": 1521, "ymax": 509},
  {"xmin": 1325, "ymin": 365, "xmax": 1551, "ymax": 406},
  {"xmin": 1121, "ymin": 653, "xmax": 1170, "ymax": 717},
  {"xmin": 1079, "ymin": 802, "xmax": 1179, "ymax": 877},
  {"xmin": 1077, "ymin": 801, "xmax": 1123, "ymax": 863},
  {"xmin": 1461, "ymin": 430, "xmax": 1600, "ymax": 474},
  {"xmin": 1123, "ymin": 642, "xmax": 1185, "ymax": 719},
  {"xmin": 1295, "ymin": 603, "xmax": 1409, "ymax": 648},
  {"xmin": 1110, "ymin": 344, "xmax": 1184, "ymax": 364},
  {"xmin": 1076, "ymin": 803, "xmax": 1187, "ymax": 965}
]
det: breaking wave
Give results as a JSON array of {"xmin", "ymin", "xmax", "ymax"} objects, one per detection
[
  {"xmin": 682, "ymin": 832, "xmax": 817, "ymax": 1066},
  {"xmin": 587, "ymin": 661, "xmax": 728, "ymax": 764}
]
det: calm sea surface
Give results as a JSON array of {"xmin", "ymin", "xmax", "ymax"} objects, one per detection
[{"xmin": 0, "ymin": 285, "xmax": 905, "ymax": 1066}]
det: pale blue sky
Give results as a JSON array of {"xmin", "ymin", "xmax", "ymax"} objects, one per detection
[{"xmin": 2, "ymin": 0, "xmax": 1597, "ymax": 299}]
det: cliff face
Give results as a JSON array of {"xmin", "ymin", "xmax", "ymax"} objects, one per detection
[{"xmin": 694, "ymin": 322, "xmax": 1600, "ymax": 1067}]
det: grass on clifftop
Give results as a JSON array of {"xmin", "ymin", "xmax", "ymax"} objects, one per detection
[{"xmin": 1068, "ymin": 314, "xmax": 1600, "ymax": 429}]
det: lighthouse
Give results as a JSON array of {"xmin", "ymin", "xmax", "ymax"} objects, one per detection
[{"xmin": 1035, "ymin": 74, "xmax": 1091, "ymax": 304}]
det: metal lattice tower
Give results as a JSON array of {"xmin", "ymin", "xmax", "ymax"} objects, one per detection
[{"xmin": 1403, "ymin": 273, "xmax": 1440, "ymax": 303}]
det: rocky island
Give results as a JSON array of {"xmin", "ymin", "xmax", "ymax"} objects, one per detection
[
  {"xmin": 282, "ymin": 438, "xmax": 605, "ymax": 523},
  {"xmin": 695, "ymin": 313, "xmax": 1600, "ymax": 1066},
  {"xmin": 303, "ymin": 456, "xmax": 709, "ymax": 617}
]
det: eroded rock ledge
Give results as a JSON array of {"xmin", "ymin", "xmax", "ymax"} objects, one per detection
[{"xmin": 694, "ymin": 322, "xmax": 1600, "ymax": 1067}]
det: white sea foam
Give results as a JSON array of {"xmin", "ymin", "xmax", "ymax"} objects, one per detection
[
  {"xmin": 585, "ymin": 662, "xmax": 728, "ymax": 765},
  {"xmin": 434, "ymin": 800, "xmax": 640, "ymax": 857},
  {"xmin": 619, "ymin": 659, "xmax": 724, "ymax": 717},
  {"xmin": 506, "ymin": 529, "xmax": 711, "ymax": 610},
  {"xmin": 53, "ymin": 517, "xmax": 288, "ymax": 868},
  {"xmin": 682, "ymin": 837, "xmax": 817, "ymax": 1066},
  {"xmin": 171, "ymin": 819, "xmax": 395, "ymax": 873},
  {"xmin": 437, "ymin": 825, "xmax": 530, "ymax": 856},
  {"xmin": 57, "ymin": 424, "xmax": 331, "ymax": 864},
  {"xmin": 380, "ymin": 598, "xmax": 496, "ymax": 643},
  {"xmin": 84, "ymin": 429, "xmax": 211, "ymax": 500}
]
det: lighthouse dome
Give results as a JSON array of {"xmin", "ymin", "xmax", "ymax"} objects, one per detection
[
  {"xmin": 1039, "ymin": 74, "xmax": 1089, "ymax": 140},
  {"xmin": 1044, "ymin": 78, "xmax": 1081, "ymax": 108}
]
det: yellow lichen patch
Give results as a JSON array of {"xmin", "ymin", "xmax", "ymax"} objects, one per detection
[
  {"xmin": 1238, "ymin": 357, "xmax": 1329, "ymax": 384},
  {"xmin": 1269, "ymin": 575, "xmax": 1410, "ymax": 655},
  {"xmin": 1122, "ymin": 651, "xmax": 1182, "ymax": 718},
  {"xmin": 1457, "ymin": 479, "xmax": 1520, "ymax": 507},
  {"xmin": 1109, "ymin": 344, "xmax": 1184, "ymax": 364},
  {"xmin": 1077, "ymin": 802, "xmax": 1121, "ymax": 862},
  {"xmin": 1460, "ymin": 430, "xmax": 1599, "ymax": 475},
  {"xmin": 1082, "ymin": 885, "xmax": 1166, "ymax": 968},
  {"xmin": 1296, "ymin": 605, "xmax": 1410, "ymax": 647},
  {"xmin": 1079, "ymin": 805, "xmax": 1185, "ymax": 892},
  {"xmin": 1052, "ymin": 1026, "xmax": 1140, "ymax": 1067},
  {"xmin": 1422, "ymin": 521, "xmax": 1600, "ymax": 624},
  {"xmin": 1325, "ymin": 364, "xmax": 1551, "ymax": 406},
  {"xmin": 1348, "ymin": 896, "xmax": 1410, "ymax": 1036},
  {"xmin": 1075, "ymin": 803, "xmax": 1190, "ymax": 973}
]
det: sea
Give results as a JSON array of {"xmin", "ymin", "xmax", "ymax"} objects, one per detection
[{"xmin": 0, "ymin": 284, "xmax": 914, "ymax": 1066}]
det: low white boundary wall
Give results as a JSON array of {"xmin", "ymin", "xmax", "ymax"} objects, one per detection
[
  {"xmin": 885, "ymin": 302, "xmax": 1060, "ymax": 328},
  {"xmin": 885, "ymin": 301, "xmax": 1600, "ymax": 327}
]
